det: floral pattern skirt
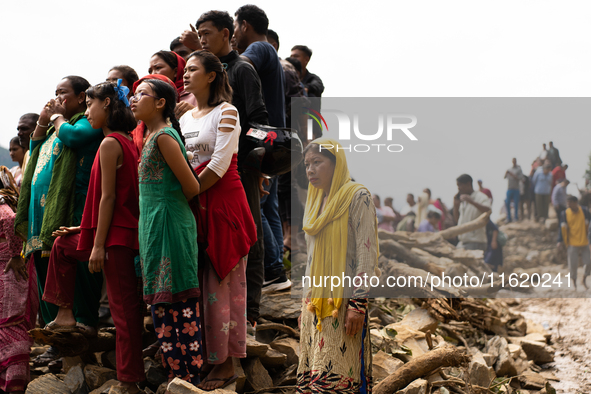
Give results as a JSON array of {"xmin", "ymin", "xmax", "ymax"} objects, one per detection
[{"xmin": 152, "ymin": 298, "xmax": 203, "ymax": 386}]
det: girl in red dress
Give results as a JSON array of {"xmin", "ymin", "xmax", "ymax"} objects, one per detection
[{"xmin": 42, "ymin": 80, "xmax": 145, "ymax": 393}]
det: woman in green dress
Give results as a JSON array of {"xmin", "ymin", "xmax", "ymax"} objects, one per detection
[{"xmin": 130, "ymin": 76, "xmax": 203, "ymax": 386}]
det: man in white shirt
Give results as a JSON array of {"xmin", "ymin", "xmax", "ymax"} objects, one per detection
[
  {"xmin": 453, "ymin": 174, "xmax": 492, "ymax": 251},
  {"xmin": 400, "ymin": 193, "xmax": 417, "ymax": 215}
]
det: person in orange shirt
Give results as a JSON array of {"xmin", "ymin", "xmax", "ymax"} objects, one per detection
[{"xmin": 557, "ymin": 195, "xmax": 591, "ymax": 289}]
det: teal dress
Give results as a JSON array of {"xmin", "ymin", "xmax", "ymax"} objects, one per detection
[
  {"xmin": 138, "ymin": 127, "xmax": 199, "ymax": 305},
  {"xmin": 27, "ymin": 116, "xmax": 103, "ymax": 255},
  {"xmin": 26, "ymin": 115, "xmax": 104, "ymax": 327}
]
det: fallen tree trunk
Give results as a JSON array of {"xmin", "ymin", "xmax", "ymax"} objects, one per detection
[
  {"xmin": 379, "ymin": 239, "xmax": 444, "ymax": 276},
  {"xmin": 373, "ymin": 345, "xmax": 470, "ymax": 394},
  {"xmin": 256, "ymin": 323, "xmax": 300, "ymax": 339},
  {"xmin": 438, "ymin": 211, "xmax": 490, "ymax": 240},
  {"xmin": 28, "ymin": 328, "xmax": 116, "ymax": 357}
]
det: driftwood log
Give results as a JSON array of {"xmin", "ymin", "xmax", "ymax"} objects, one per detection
[
  {"xmin": 438, "ymin": 211, "xmax": 491, "ymax": 240},
  {"xmin": 373, "ymin": 345, "xmax": 471, "ymax": 394},
  {"xmin": 256, "ymin": 323, "xmax": 300, "ymax": 339},
  {"xmin": 28, "ymin": 328, "xmax": 116, "ymax": 357},
  {"xmin": 379, "ymin": 239, "xmax": 444, "ymax": 276}
]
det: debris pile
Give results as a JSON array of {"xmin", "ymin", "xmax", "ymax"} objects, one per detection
[{"xmin": 24, "ymin": 214, "xmax": 565, "ymax": 394}]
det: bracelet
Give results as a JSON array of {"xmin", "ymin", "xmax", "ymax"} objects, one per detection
[{"xmin": 36, "ymin": 120, "xmax": 49, "ymax": 128}]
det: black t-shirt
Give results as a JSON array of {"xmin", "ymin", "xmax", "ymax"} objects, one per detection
[{"xmin": 220, "ymin": 50, "xmax": 269, "ymax": 169}]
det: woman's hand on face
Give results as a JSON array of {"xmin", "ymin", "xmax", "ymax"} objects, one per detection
[
  {"xmin": 4, "ymin": 256, "xmax": 27, "ymax": 281},
  {"xmin": 344, "ymin": 310, "xmax": 364, "ymax": 337}
]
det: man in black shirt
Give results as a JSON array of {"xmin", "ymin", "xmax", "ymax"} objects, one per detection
[{"xmin": 290, "ymin": 45, "xmax": 324, "ymax": 97}]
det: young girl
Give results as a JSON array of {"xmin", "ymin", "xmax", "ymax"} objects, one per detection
[
  {"xmin": 42, "ymin": 80, "xmax": 145, "ymax": 393},
  {"xmin": 180, "ymin": 50, "xmax": 256, "ymax": 391},
  {"xmin": 131, "ymin": 77, "xmax": 202, "ymax": 386}
]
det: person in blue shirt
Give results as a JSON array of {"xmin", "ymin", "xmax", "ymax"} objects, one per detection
[
  {"xmin": 233, "ymin": 4, "xmax": 285, "ymax": 128},
  {"xmin": 532, "ymin": 163, "xmax": 553, "ymax": 222}
]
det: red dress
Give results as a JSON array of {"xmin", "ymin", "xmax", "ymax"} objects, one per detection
[{"xmin": 78, "ymin": 133, "xmax": 140, "ymax": 251}]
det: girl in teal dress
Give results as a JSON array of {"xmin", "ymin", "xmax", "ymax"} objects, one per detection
[{"xmin": 130, "ymin": 76, "xmax": 203, "ymax": 386}]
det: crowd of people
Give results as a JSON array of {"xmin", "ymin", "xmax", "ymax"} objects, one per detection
[
  {"xmin": 0, "ymin": 5, "xmax": 368, "ymax": 394},
  {"xmin": 374, "ymin": 141, "xmax": 590, "ymax": 277}
]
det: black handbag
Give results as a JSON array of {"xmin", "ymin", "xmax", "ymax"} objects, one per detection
[{"xmin": 241, "ymin": 123, "xmax": 303, "ymax": 177}]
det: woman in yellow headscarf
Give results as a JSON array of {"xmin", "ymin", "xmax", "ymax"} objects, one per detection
[{"xmin": 296, "ymin": 139, "xmax": 378, "ymax": 394}]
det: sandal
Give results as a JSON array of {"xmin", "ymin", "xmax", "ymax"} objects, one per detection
[
  {"xmin": 32, "ymin": 346, "xmax": 60, "ymax": 367},
  {"xmin": 198, "ymin": 374, "xmax": 238, "ymax": 391},
  {"xmin": 44, "ymin": 320, "xmax": 79, "ymax": 333}
]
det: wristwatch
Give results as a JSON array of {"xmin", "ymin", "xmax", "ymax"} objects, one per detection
[{"xmin": 50, "ymin": 113, "xmax": 64, "ymax": 122}]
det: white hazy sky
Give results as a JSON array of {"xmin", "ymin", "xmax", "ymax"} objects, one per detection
[{"xmin": 2, "ymin": 0, "xmax": 591, "ymax": 213}]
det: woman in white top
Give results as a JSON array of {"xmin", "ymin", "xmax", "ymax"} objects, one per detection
[{"xmin": 180, "ymin": 50, "xmax": 256, "ymax": 391}]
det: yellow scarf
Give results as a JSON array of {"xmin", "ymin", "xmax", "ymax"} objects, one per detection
[{"xmin": 303, "ymin": 139, "xmax": 375, "ymax": 331}]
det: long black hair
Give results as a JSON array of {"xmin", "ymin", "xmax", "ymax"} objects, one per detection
[
  {"xmin": 86, "ymin": 82, "xmax": 137, "ymax": 133},
  {"xmin": 140, "ymin": 79, "xmax": 185, "ymax": 144},
  {"xmin": 187, "ymin": 50, "xmax": 233, "ymax": 107}
]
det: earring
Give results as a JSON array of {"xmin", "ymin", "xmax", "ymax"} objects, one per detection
[{"xmin": 103, "ymin": 106, "xmax": 107, "ymax": 109}]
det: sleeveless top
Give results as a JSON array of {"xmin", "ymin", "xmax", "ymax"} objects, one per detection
[{"xmin": 78, "ymin": 133, "xmax": 140, "ymax": 251}]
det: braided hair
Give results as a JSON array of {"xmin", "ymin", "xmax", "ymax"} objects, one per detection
[{"xmin": 141, "ymin": 79, "xmax": 185, "ymax": 145}]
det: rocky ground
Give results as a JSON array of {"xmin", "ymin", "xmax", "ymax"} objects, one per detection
[{"xmin": 22, "ymin": 216, "xmax": 591, "ymax": 394}]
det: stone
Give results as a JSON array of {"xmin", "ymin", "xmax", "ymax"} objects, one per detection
[
  {"xmin": 88, "ymin": 379, "xmax": 119, "ymax": 394},
  {"xmin": 109, "ymin": 387, "xmax": 138, "ymax": 394},
  {"xmin": 397, "ymin": 378, "xmax": 428, "ymax": 394},
  {"xmin": 64, "ymin": 364, "xmax": 89, "ymax": 394},
  {"xmin": 269, "ymin": 337, "xmax": 300, "ymax": 366},
  {"xmin": 517, "ymin": 370, "xmax": 547, "ymax": 390},
  {"xmin": 144, "ymin": 358, "xmax": 168, "ymax": 387},
  {"xmin": 246, "ymin": 337, "xmax": 270, "ymax": 357},
  {"xmin": 167, "ymin": 377, "xmax": 238, "ymax": 393},
  {"xmin": 101, "ymin": 350, "xmax": 117, "ymax": 370},
  {"xmin": 370, "ymin": 329, "xmax": 385, "ymax": 350},
  {"xmin": 399, "ymin": 307, "xmax": 438, "ymax": 333},
  {"xmin": 468, "ymin": 351, "xmax": 495, "ymax": 388},
  {"xmin": 30, "ymin": 346, "xmax": 49, "ymax": 357},
  {"xmin": 259, "ymin": 292, "xmax": 301, "ymax": 320},
  {"xmin": 273, "ymin": 364, "xmax": 298, "ymax": 387},
  {"xmin": 84, "ymin": 365, "xmax": 118, "ymax": 391},
  {"xmin": 63, "ymin": 356, "xmax": 85, "ymax": 373},
  {"xmin": 260, "ymin": 347, "xmax": 288, "ymax": 368},
  {"xmin": 526, "ymin": 320, "xmax": 551, "ymax": 340},
  {"xmin": 520, "ymin": 339, "xmax": 554, "ymax": 364},
  {"xmin": 508, "ymin": 333, "xmax": 547, "ymax": 346},
  {"xmin": 25, "ymin": 373, "xmax": 71, "ymax": 394},
  {"xmin": 241, "ymin": 357, "xmax": 273, "ymax": 391},
  {"xmin": 481, "ymin": 353, "xmax": 495, "ymax": 367},
  {"xmin": 545, "ymin": 218, "xmax": 558, "ymax": 231},
  {"xmin": 155, "ymin": 382, "xmax": 168, "ymax": 394},
  {"xmin": 232, "ymin": 357, "xmax": 247, "ymax": 393},
  {"xmin": 486, "ymin": 336, "xmax": 517, "ymax": 377},
  {"xmin": 372, "ymin": 350, "xmax": 404, "ymax": 381},
  {"xmin": 507, "ymin": 344, "xmax": 522, "ymax": 359}
]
